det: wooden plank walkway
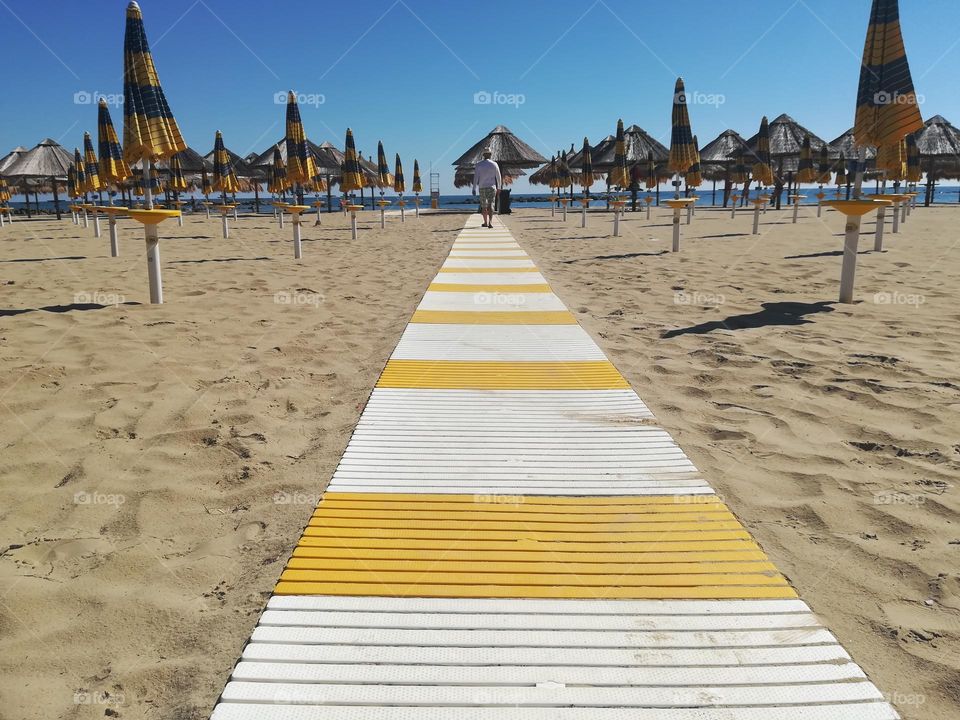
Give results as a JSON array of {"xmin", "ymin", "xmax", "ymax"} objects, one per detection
[{"xmin": 209, "ymin": 214, "xmax": 898, "ymax": 719}]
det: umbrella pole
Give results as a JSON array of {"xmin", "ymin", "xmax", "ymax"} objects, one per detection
[
  {"xmin": 254, "ymin": 183, "xmax": 260, "ymax": 214},
  {"xmin": 838, "ymin": 146, "xmax": 869, "ymax": 304},
  {"xmin": 142, "ymin": 158, "xmax": 163, "ymax": 304},
  {"xmin": 51, "ymin": 178, "xmax": 62, "ymax": 221},
  {"xmin": 326, "ymin": 176, "xmax": 332, "ymax": 213}
]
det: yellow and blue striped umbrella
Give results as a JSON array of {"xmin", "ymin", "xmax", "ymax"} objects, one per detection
[
  {"xmin": 122, "ymin": 1, "xmax": 186, "ymax": 165},
  {"xmin": 131, "ymin": 169, "xmax": 144, "ymax": 197},
  {"xmin": 376, "ymin": 142, "xmax": 392, "ymax": 189},
  {"xmin": 685, "ymin": 135, "xmax": 702, "ymax": 188},
  {"xmin": 906, "ymin": 133, "xmax": 921, "ymax": 182},
  {"xmin": 876, "ymin": 139, "xmax": 905, "ymax": 181},
  {"xmin": 150, "ymin": 170, "xmax": 163, "ymax": 195},
  {"xmin": 67, "ymin": 164, "xmax": 79, "ymax": 199},
  {"xmin": 752, "ymin": 116, "xmax": 775, "ymax": 186},
  {"xmin": 835, "ymin": 153, "xmax": 848, "ymax": 186},
  {"xmin": 0, "ymin": 177, "xmax": 10, "ymax": 204},
  {"xmin": 73, "ymin": 148, "xmax": 86, "ymax": 196},
  {"xmin": 854, "ymin": 0, "xmax": 923, "ymax": 172},
  {"xmin": 201, "ymin": 166, "xmax": 212, "ymax": 198},
  {"xmin": 284, "ymin": 91, "xmax": 318, "ymax": 187},
  {"xmin": 394, "ymin": 154, "xmax": 405, "ymax": 194},
  {"xmin": 82, "ymin": 132, "xmax": 103, "ymax": 194},
  {"xmin": 340, "ymin": 128, "xmax": 365, "ymax": 193},
  {"xmin": 797, "ymin": 135, "xmax": 817, "ymax": 183},
  {"xmin": 98, "ymin": 99, "xmax": 130, "ymax": 187},
  {"xmin": 668, "ymin": 78, "xmax": 698, "ymax": 175},
  {"xmin": 580, "ymin": 137, "xmax": 594, "ymax": 190},
  {"xmin": 212, "ymin": 130, "xmax": 240, "ymax": 195},
  {"xmin": 412, "ymin": 160, "xmax": 422, "ymax": 193},
  {"xmin": 269, "ymin": 145, "xmax": 287, "ymax": 194},
  {"xmin": 816, "ymin": 145, "xmax": 832, "ymax": 185},
  {"xmin": 168, "ymin": 153, "xmax": 188, "ymax": 192},
  {"xmin": 608, "ymin": 119, "xmax": 629, "ymax": 188}
]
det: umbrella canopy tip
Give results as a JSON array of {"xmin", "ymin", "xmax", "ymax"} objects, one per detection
[{"xmin": 127, "ymin": 1, "xmax": 140, "ymax": 10}]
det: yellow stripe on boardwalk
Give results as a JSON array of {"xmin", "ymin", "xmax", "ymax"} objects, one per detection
[
  {"xmin": 411, "ymin": 310, "xmax": 576, "ymax": 324},
  {"xmin": 276, "ymin": 492, "xmax": 795, "ymax": 599},
  {"xmin": 376, "ymin": 360, "xmax": 629, "ymax": 389},
  {"xmin": 428, "ymin": 283, "xmax": 552, "ymax": 293}
]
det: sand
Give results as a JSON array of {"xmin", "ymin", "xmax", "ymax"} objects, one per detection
[
  {"xmin": 0, "ymin": 206, "xmax": 461, "ymax": 719},
  {"xmin": 503, "ymin": 201, "xmax": 960, "ymax": 720},
  {"xmin": 1, "ymin": 200, "xmax": 958, "ymax": 720}
]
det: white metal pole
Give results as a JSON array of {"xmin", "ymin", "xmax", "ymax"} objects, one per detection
[
  {"xmin": 109, "ymin": 216, "xmax": 119, "ymax": 257},
  {"xmin": 233, "ymin": 206, "xmax": 238, "ymax": 221},
  {"xmin": 350, "ymin": 210, "xmax": 358, "ymax": 240},
  {"xmin": 92, "ymin": 211, "xmax": 101, "ymax": 237},
  {"xmin": 222, "ymin": 211, "xmax": 229, "ymax": 239},
  {"xmin": 685, "ymin": 205, "xmax": 692, "ymax": 225},
  {"xmin": 581, "ymin": 204, "xmax": 586, "ymax": 228},
  {"xmin": 613, "ymin": 210, "xmax": 619, "ymax": 236},
  {"xmin": 380, "ymin": 207, "xmax": 385, "ymax": 229},
  {"xmin": 792, "ymin": 200, "xmax": 799, "ymax": 224},
  {"xmin": 646, "ymin": 202, "xmax": 651, "ymax": 220},
  {"xmin": 752, "ymin": 203, "xmax": 761, "ymax": 234},
  {"xmin": 82, "ymin": 209, "xmax": 89, "ymax": 228},
  {"xmin": 839, "ymin": 216, "xmax": 861, "ymax": 303},
  {"xmin": 892, "ymin": 203, "xmax": 900, "ymax": 233},
  {"xmin": 145, "ymin": 223, "xmax": 162, "ymax": 304},
  {"xmin": 293, "ymin": 214, "xmax": 302, "ymax": 259}
]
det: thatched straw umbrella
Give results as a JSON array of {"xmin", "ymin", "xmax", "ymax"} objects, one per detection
[
  {"xmin": 911, "ymin": 115, "xmax": 960, "ymax": 204},
  {"xmin": 699, "ymin": 129, "xmax": 753, "ymax": 206},
  {"xmin": 3, "ymin": 138, "xmax": 73, "ymax": 219},
  {"xmin": 829, "ymin": 129, "xmax": 876, "ymax": 198},
  {"xmin": 453, "ymin": 125, "xmax": 547, "ymax": 213},
  {"xmin": 744, "ymin": 114, "xmax": 828, "ymax": 208}
]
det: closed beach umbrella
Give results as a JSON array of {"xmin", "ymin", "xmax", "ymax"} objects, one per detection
[
  {"xmin": 212, "ymin": 130, "xmax": 240, "ymax": 196},
  {"xmin": 394, "ymin": 154, "xmax": 405, "ymax": 194},
  {"xmin": 580, "ymin": 137, "xmax": 594, "ymax": 190},
  {"xmin": 82, "ymin": 132, "xmax": 103, "ymax": 196},
  {"xmin": 877, "ymin": 139, "xmax": 905, "ymax": 181},
  {"xmin": 168, "ymin": 153, "xmax": 188, "ymax": 192},
  {"xmin": 97, "ymin": 100, "xmax": 130, "ymax": 192},
  {"xmin": 122, "ymin": 0, "xmax": 186, "ymax": 205},
  {"xmin": 201, "ymin": 167, "xmax": 212, "ymax": 198},
  {"xmin": 685, "ymin": 136, "xmax": 702, "ymax": 188},
  {"xmin": 752, "ymin": 116, "xmax": 775, "ymax": 186},
  {"xmin": 817, "ymin": 145, "xmax": 832, "ymax": 185},
  {"xmin": 131, "ymin": 169, "xmax": 144, "ymax": 197},
  {"xmin": 412, "ymin": 160, "xmax": 422, "ymax": 193},
  {"xmin": 730, "ymin": 154, "xmax": 748, "ymax": 185},
  {"xmin": 269, "ymin": 145, "xmax": 287, "ymax": 194},
  {"xmin": 73, "ymin": 148, "xmax": 86, "ymax": 197},
  {"xmin": 284, "ymin": 91, "xmax": 317, "ymax": 196},
  {"xmin": 376, "ymin": 142, "xmax": 391, "ymax": 191},
  {"xmin": 797, "ymin": 135, "xmax": 817, "ymax": 183},
  {"xmin": 905, "ymin": 133, "xmax": 921, "ymax": 182},
  {"xmin": 608, "ymin": 119, "xmax": 629, "ymax": 188},
  {"xmin": 668, "ymin": 78, "xmax": 698, "ymax": 194},
  {"xmin": 853, "ymin": 0, "xmax": 924, "ymax": 180},
  {"xmin": 0, "ymin": 177, "xmax": 11, "ymax": 206},
  {"xmin": 67, "ymin": 165, "xmax": 80, "ymax": 199},
  {"xmin": 556, "ymin": 150, "xmax": 572, "ymax": 191},
  {"xmin": 645, "ymin": 151, "xmax": 657, "ymax": 190},
  {"xmin": 340, "ymin": 128, "xmax": 364, "ymax": 193}
]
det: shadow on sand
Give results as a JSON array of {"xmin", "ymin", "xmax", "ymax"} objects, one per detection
[
  {"xmin": 662, "ymin": 301, "xmax": 835, "ymax": 337},
  {"xmin": 0, "ymin": 302, "xmax": 142, "ymax": 317}
]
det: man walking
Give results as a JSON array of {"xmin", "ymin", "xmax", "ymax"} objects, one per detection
[{"xmin": 472, "ymin": 148, "xmax": 502, "ymax": 228}]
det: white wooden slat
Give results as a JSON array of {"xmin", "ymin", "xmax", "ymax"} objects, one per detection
[
  {"xmin": 219, "ymin": 680, "xmax": 883, "ymax": 707},
  {"xmin": 426, "ymin": 273, "xmax": 547, "ymax": 284},
  {"xmin": 240, "ymin": 641, "xmax": 852, "ymax": 668},
  {"xmin": 391, "ymin": 324, "xmax": 606, "ymax": 361},
  {"xmin": 416, "ymin": 292, "xmax": 568, "ymax": 312},
  {"xmin": 266, "ymin": 597, "xmax": 812, "ymax": 614},
  {"xmin": 325, "ymin": 485, "xmax": 715, "ymax": 496},
  {"xmin": 441, "ymin": 259, "xmax": 537, "ymax": 268},
  {"xmin": 257, "ymin": 610, "xmax": 822, "ymax": 632},
  {"xmin": 250, "ymin": 626, "xmax": 839, "ymax": 648},
  {"xmin": 231, "ymin": 660, "xmax": 865, "ymax": 686},
  {"xmin": 448, "ymin": 249, "xmax": 529, "ymax": 256},
  {"xmin": 212, "ymin": 704, "xmax": 899, "ymax": 720}
]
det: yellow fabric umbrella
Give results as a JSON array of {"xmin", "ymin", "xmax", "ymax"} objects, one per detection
[
  {"xmin": 0, "ymin": 178, "xmax": 11, "ymax": 204},
  {"xmin": 876, "ymin": 139, "xmax": 905, "ymax": 181},
  {"xmin": 685, "ymin": 135, "xmax": 702, "ymax": 188},
  {"xmin": 122, "ymin": 1, "xmax": 186, "ymax": 167},
  {"xmin": 212, "ymin": 130, "xmax": 240, "ymax": 196},
  {"xmin": 797, "ymin": 135, "xmax": 817, "ymax": 183},
  {"xmin": 645, "ymin": 151, "xmax": 657, "ymax": 190},
  {"xmin": 82, "ymin": 132, "xmax": 103, "ymax": 195},
  {"xmin": 284, "ymin": 91, "xmax": 318, "ymax": 189},
  {"xmin": 98, "ymin": 99, "xmax": 130, "ymax": 189},
  {"xmin": 201, "ymin": 167, "xmax": 212, "ymax": 199},
  {"xmin": 67, "ymin": 165, "xmax": 80, "ymax": 199},
  {"xmin": 752, "ymin": 116, "xmax": 775, "ymax": 186},
  {"xmin": 340, "ymin": 128, "xmax": 365, "ymax": 193},
  {"xmin": 376, "ymin": 142, "xmax": 394, "ymax": 189},
  {"xmin": 853, "ymin": 0, "xmax": 923, "ymax": 174},
  {"xmin": 668, "ymin": 78, "xmax": 697, "ymax": 177},
  {"xmin": 608, "ymin": 119, "xmax": 629, "ymax": 188},
  {"xmin": 816, "ymin": 146, "xmax": 832, "ymax": 185},
  {"xmin": 168, "ymin": 153, "xmax": 188, "ymax": 193},
  {"xmin": 268, "ymin": 145, "xmax": 287, "ymax": 194},
  {"xmin": 73, "ymin": 148, "xmax": 86, "ymax": 197},
  {"xmin": 412, "ymin": 160, "xmax": 422, "ymax": 193},
  {"xmin": 394, "ymin": 154, "xmax": 405, "ymax": 194}
]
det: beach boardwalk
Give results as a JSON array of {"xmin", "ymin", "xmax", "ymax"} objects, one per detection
[{"xmin": 209, "ymin": 215, "xmax": 899, "ymax": 719}]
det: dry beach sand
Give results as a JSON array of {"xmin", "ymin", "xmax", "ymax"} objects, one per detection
[
  {"xmin": 504, "ymin": 202, "xmax": 960, "ymax": 720},
  {"xmin": 0, "ymin": 202, "xmax": 957, "ymax": 719},
  {"xmin": 0, "ymin": 207, "xmax": 461, "ymax": 719}
]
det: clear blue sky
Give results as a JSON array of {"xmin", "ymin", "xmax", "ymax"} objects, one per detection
[{"xmin": 1, "ymin": 0, "xmax": 957, "ymax": 194}]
